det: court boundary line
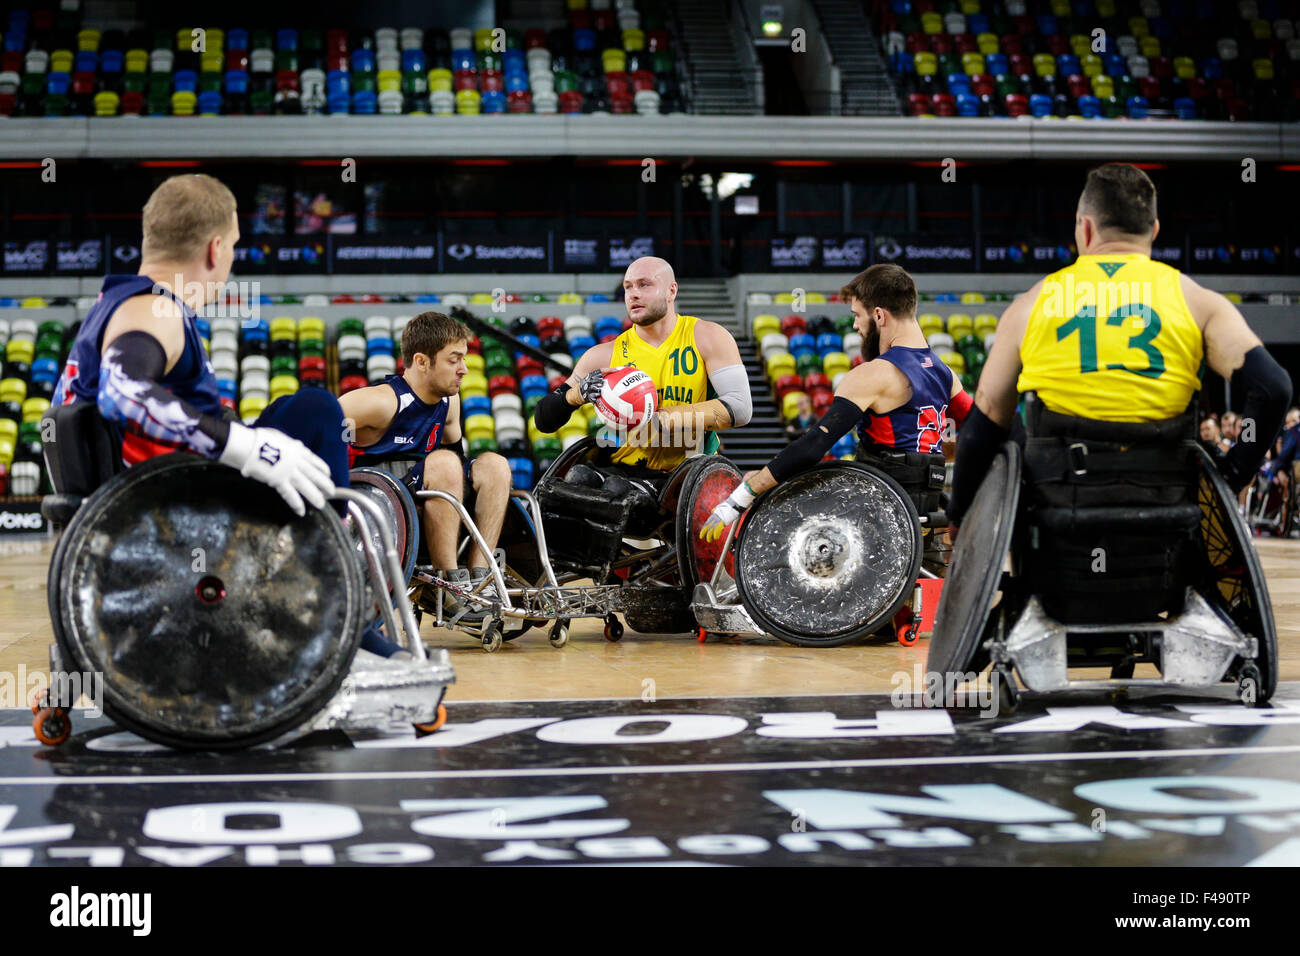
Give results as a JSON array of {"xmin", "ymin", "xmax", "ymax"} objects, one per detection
[{"xmin": 3, "ymin": 742, "xmax": 1300, "ymax": 787}]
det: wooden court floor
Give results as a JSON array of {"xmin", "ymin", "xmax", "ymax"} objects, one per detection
[{"xmin": 3, "ymin": 534, "xmax": 1298, "ymax": 703}]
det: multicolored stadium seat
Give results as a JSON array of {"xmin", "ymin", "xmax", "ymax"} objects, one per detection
[
  {"xmin": 0, "ymin": 2, "xmax": 683, "ymax": 117},
  {"xmin": 880, "ymin": 0, "xmax": 1298, "ymax": 121}
]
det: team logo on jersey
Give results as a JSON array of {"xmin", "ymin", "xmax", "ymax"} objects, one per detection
[
  {"xmin": 1097, "ymin": 262, "xmax": 1126, "ymax": 277},
  {"xmin": 425, "ymin": 423, "xmax": 441, "ymax": 451}
]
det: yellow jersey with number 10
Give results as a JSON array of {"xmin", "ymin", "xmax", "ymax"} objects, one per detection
[
  {"xmin": 610, "ymin": 313, "xmax": 719, "ymax": 472},
  {"xmin": 1017, "ymin": 253, "xmax": 1204, "ymax": 422}
]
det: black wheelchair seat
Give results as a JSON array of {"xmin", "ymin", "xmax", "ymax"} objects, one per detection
[{"xmin": 40, "ymin": 402, "xmax": 124, "ymax": 526}]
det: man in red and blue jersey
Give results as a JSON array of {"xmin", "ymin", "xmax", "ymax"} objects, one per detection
[
  {"xmin": 702, "ymin": 263, "xmax": 972, "ymax": 538},
  {"xmin": 56, "ymin": 174, "xmax": 402, "ymax": 656},
  {"xmin": 340, "ymin": 311, "xmax": 512, "ymax": 619}
]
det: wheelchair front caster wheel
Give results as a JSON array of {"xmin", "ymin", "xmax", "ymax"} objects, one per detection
[
  {"xmin": 481, "ymin": 619, "xmax": 502, "ymax": 653},
  {"xmin": 414, "ymin": 704, "xmax": 448, "ymax": 736},
  {"xmin": 1238, "ymin": 662, "xmax": 1264, "ymax": 707},
  {"xmin": 33, "ymin": 707, "xmax": 71, "ymax": 746},
  {"xmin": 604, "ymin": 614, "xmax": 624, "ymax": 643},
  {"xmin": 996, "ymin": 669, "xmax": 1019, "ymax": 716},
  {"xmin": 697, "ymin": 627, "xmax": 708, "ymax": 644},
  {"xmin": 897, "ymin": 622, "xmax": 920, "ymax": 646},
  {"xmin": 549, "ymin": 620, "xmax": 570, "ymax": 648}
]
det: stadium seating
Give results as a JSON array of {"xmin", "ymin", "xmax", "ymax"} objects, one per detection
[
  {"xmin": 0, "ymin": 4, "xmax": 683, "ymax": 117},
  {"xmin": 879, "ymin": 0, "xmax": 1297, "ymax": 121}
]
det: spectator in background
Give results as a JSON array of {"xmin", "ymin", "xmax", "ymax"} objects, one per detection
[
  {"xmin": 1200, "ymin": 416, "xmax": 1224, "ymax": 460},
  {"xmin": 1219, "ymin": 411, "xmax": 1240, "ymax": 454},
  {"xmin": 784, "ymin": 393, "xmax": 817, "ymax": 442}
]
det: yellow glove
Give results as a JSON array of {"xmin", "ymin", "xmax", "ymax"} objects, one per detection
[{"xmin": 699, "ymin": 481, "xmax": 756, "ymax": 542}]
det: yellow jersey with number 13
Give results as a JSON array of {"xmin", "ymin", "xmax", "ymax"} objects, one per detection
[
  {"xmin": 610, "ymin": 313, "xmax": 720, "ymax": 471},
  {"xmin": 1017, "ymin": 253, "xmax": 1204, "ymax": 422}
]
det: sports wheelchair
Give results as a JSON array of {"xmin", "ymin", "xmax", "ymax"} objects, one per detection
[
  {"xmin": 532, "ymin": 437, "xmax": 744, "ymax": 638},
  {"xmin": 928, "ymin": 395, "xmax": 1277, "ymax": 712},
  {"xmin": 34, "ymin": 402, "xmax": 454, "ymax": 749},
  {"xmin": 349, "ymin": 459, "xmax": 623, "ymax": 652},
  {"xmin": 690, "ymin": 453, "xmax": 947, "ymax": 648},
  {"xmin": 1242, "ymin": 461, "xmax": 1296, "ymax": 538}
]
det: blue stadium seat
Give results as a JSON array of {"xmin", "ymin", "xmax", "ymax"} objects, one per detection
[{"xmin": 1077, "ymin": 94, "xmax": 1101, "ymax": 117}]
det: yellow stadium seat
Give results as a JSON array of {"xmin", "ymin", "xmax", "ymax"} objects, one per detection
[
  {"xmin": 1097, "ymin": 0, "xmax": 1117, "ymax": 15},
  {"xmin": 977, "ymin": 33, "xmax": 1000, "ymax": 55},
  {"xmin": 766, "ymin": 353, "xmax": 796, "ymax": 379},
  {"xmin": 915, "ymin": 52, "xmax": 939, "ymax": 76},
  {"xmin": 823, "ymin": 352, "xmax": 851, "ymax": 377},
  {"xmin": 921, "ymin": 12, "xmax": 943, "ymax": 34},
  {"xmin": 171, "ymin": 91, "xmax": 197, "ymax": 115},
  {"xmin": 1033, "ymin": 53, "xmax": 1057, "ymax": 76},
  {"xmin": 1250, "ymin": 19, "xmax": 1271, "ymax": 40},
  {"xmin": 428, "ymin": 68, "xmax": 452, "ymax": 92},
  {"xmin": 1070, "ymin": 35, "xmax": 1091, "ymax": 57},
  {"xmin": 751, "ymin": 314, "xmax": 781, "ymax": 339},
  {"xmin": 20, "ymin": 296, "xmax": 47, "ymax": 308},
  {"xmin": 781, "ymin": 392, "xmax": 808, "ymax": 422},
  {"xmin": 1173, "ymin": 56, "xmax": 1196, "ymax": 79},
  {"xmin": 1128, "ymin": 17, "xmax": 1150, "ymax": 37},
  {"xmin": 1140, "ymin": 36, "xmax": 1161, "ymax": 57},
  {"xmin": 377, "ymin": 69, "xmax": 401, "ymax": 92},
  {"xmin": 918, "ymin": 313, "xmax": 944, "ymax": 334},
  {"xmin": 77, "ymin": 29, "xmax": 101, "ymax": 52},
  {"xmin": 960, "ymin": 292, "xmax": 986, "ymax": 304},
  {"xmin": 1081, "ymin": 54, "xmax": 1103, "ymax": 77},
  {"xmin": 1091, "ymin": 75, "xmax": 1114, "ymax": 97},
  {"xmin": 805, "ymin": 292, "xmax": 828, "ymax": 304},
  {"xmin": 947, "ymin": 313, "xmax": 974, "ymax": 336},
  {"xmin": 962, "ymin": 52, "xmax": 985, "ymax": 75},
  {"xmin": 622, "ymin": 28, "xmax": 645, "ymax": 51},
  {"xmin": 1253, "ymin": 58, "xmax": 1274, "ymax": 79},
  {"xmin": 939, "ymin": 350, "xmax": 965, "ymax": 374}
]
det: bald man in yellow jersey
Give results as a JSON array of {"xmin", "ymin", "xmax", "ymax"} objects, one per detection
[
  {"xmin": 948, "ymin": 163, "xmax": 1291, "ymax": 531},
  {"xmin": 532, "ymin": 256, "xmax": 751, "ymax": 505}
]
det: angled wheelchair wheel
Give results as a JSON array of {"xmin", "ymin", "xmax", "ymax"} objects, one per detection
[
  {"xmin": 533, "ymin": 436, "xmax": 600, "ymax": 496},
  {"xmin": 55, "ymin": 455, "xmax": 366, "ymax": 750},
  {"xmin": 671, "ymin": 454, "xmax": 742, "ymax": 590},
  {"xmin": 1194, "ymin": 446, "xmax": 1278, "ymax": 703},
  {"xmin": 734, "ymin": 462, "xmax": 922, "ymax": 647},
  {"xmin": 927, "ymin": 442, "xmax": 1021, "ymax": 678},
  {"xmin": 349, "ymin": 466, "xmax": 420, "ymax": 591}
]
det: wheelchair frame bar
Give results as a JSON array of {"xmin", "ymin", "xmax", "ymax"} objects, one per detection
[
  {"xmin": 333, "ymin": 487, "xmax": 426, "ymax": 663},
  {"xmin": 413, "ymin": 488, "xmax": 515, "ymax": 614}
]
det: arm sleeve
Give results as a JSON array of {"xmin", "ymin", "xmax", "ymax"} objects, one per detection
[
  {"xmin": 946, "ymin": 405, "xmax": 1010, "ymax": 528},
  {"xmin": 707, "ymin": 363, "xmax": 753, "ymax": 428},
  {"xmin": 948, "ymin": 389, "xmax": 973, "ymax": 428},
  {"xmin": 1221, "ymin": 346, "xmax": 1292, "ymax": 492},
  {"xmin": 533, "ymin": 382, "xmax": 577, "ymax": 434},
  {"xmin": 768, "ymin": 397, "xmax": 862, "ymax": 482},
  {"xmin": 97, "ymin": 330, "xmax": 231, "ymax": 459}
]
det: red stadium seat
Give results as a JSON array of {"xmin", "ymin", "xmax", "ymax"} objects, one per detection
[
  {"xmin": 953, "ymin": 33, "xmax": 977, "ymax": 54},
  {"xmin": 488, "ymin": 375, "xmax": 519, "ymax": 398},
  {"xmin": 781, "ymin": 314, "xmax": 807, "ymax": 336},
  {"xmin": 804, "ymin": 373, "xmax": 831, "ymax": 391},
  {"xmin": 907, "ymin": 92, "xmax": 930, "ymax": 114},
  {"xmin": 971, "ymin": 73, "xmax": 995, "ymax": 96},
  {"xmin": 537, "ymin": 316, "xmax": 565, "ymax": 336},
  {"xmin": 1046, "ymin": 34, "xmax": 1069, "ymax": 56},
  {"xmin": 931, "ymin": 33, "xmax": 953, "ymax": 55},
  {"xmin": 933, "ymin": 92, "xmax": 956, "ymax": 115},
  {"xmin": 1001, "ymin": 34, "xmax": 1023, "ymax": 55},
  {"xmin": 326, "ymin": 29, "xmax": 349, "ymax": 54},
  {"xmin": 525, "ymin": 29, "xmax": 547, "ymax": 50},
  {"xmin": 773, "ymin": 375, "xmax": 803, "ymax": 400},
  {"xmin": 1225, "ymin": 96, "xmax": 1250, "ymax": 120},
  {"xmin": 569, "ymin": 10, "xmax": 591, "ymax": 29},
  {"xmin": 906, "ymin": 32, "xmax": 930, "ymax": 54},
  {"xmin": 1005, "ymin": 93, "xmax": 1029, "ymax": 116},
  {"xmin": 811, "ymin": 389, "xmax": 834, "ymax": 416},
  {"xmin": 1151, "ymin": 56, "xmax": 1174, "ymax": 78},
  {"xmin": 647, "ymin": 30, "xmax": 671, "ymax": 52}
]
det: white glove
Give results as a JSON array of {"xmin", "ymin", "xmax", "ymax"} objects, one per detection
[
  {"xmin": 219, "ymin": 422, "xmax": 334, "ymax": 517},
  {"xmin": 700, "ymin": 481, "xmax": 756, "ymax": 543}
]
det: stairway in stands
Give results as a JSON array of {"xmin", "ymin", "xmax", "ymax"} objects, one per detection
[
  {"xmin": 808, "ymin": 0, "xmax": 901, "ymax": 116},
  {"xmin": 668, "ymin": 0, "xmax": 764, "ymax": 115},
  {"xmin": 675, "ymin": 280, "xmax": 784, "ymax": 472}
]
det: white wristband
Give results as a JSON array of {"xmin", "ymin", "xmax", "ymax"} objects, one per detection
[{"xmin": 731, "ymin": 481, "xmax": 756, "ymax": 509}]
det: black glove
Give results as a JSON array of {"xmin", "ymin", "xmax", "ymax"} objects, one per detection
[{"xmin": 577, "ymin": 369, "xmax": 606, "ymax": 405}]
